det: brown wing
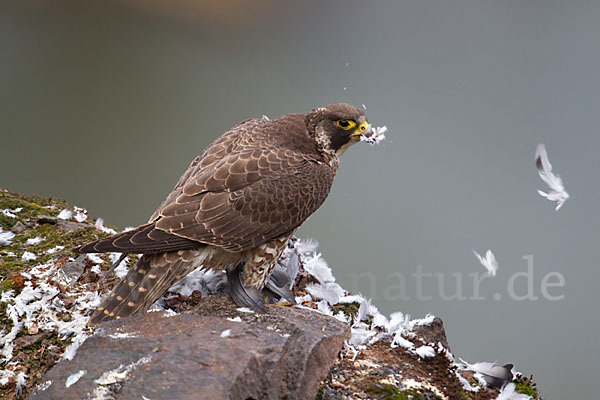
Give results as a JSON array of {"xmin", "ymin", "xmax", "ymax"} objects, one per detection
[
  {"xmin": 73, "ymin": 223, "xmax": 200, "ymax": 254},
  {"xmin": 76, "ymin": 113, "xmax": 333, "ymax": 254},
  {"xmin": 155, "ymin": 158, "xmax": 335, "ymax": 251}
]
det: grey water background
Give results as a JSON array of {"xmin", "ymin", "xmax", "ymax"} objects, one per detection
[{"xmin": 2, "ymin": 1, "xmax": 599, "ymax": 397}]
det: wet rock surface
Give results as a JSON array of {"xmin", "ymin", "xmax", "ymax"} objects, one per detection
[{"xmin": 28, "ymin": 295, "xmax": 350, "ymax": 400}]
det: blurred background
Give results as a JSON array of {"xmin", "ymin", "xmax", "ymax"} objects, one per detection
[{"xmin": 2, "ymin": 1, "xmax": 599, "ymax": 397}]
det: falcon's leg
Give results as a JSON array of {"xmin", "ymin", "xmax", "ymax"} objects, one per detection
[
  {"xmin": 230, "ymin": 233, "xmax": 296, "ymax": 310},
  {"xmin": 226, "ymin": 262, "xmax": 266, "ymax": 313}
]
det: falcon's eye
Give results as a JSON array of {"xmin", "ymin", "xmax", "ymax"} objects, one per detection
[{"xmin": 336, "ymin": 119, "xmax": 356, "ymax": 130}]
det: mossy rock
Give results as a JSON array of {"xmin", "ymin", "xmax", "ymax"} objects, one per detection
[{"xmin": 0, "ymin": 189, "xmax": 119, "ymax": 286}]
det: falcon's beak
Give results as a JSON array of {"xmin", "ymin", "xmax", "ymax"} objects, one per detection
[{"xmin": 350, "ymin": 121, "xmax": 371, "ymax": 140}]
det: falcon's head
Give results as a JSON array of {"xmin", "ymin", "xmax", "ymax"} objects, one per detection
[{"xmin": 305, "ymin": 103, "xmax": 371, "ymax": 159}]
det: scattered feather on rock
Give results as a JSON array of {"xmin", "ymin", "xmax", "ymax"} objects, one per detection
[
  {"xmin": 303, "ymin": 254, "xmax": 335, "ymax": 283},
  {"xmin": 73, "ymin": 207, "xmax": 88, "ymax": 223},
  {"xmin": 92, "ymin": 356, "xmax": 151, "ymax": 399},
  {"xmin": 220, "ymin": 329, "xmax": 232, "ymax": 338},
  {"xmin": 94, "ymin": 218, "xmax": 117, "ymax": 234},
  {"xmin": 460, "ymin": 358, "xmax": 514, "ymax": 389},
  {"xmin": 25, "ymin": 236, "xmax": 44, "ymax": 245},
  {"xmin": 65, "ymin": 370, "xmax": 86, "ymax": 388},
  {"xmin": 45, "ymin": 245, "xmax": 65, "ymax": 254},
  {"xmin": 495, "ymin": 382, "xmax": 532, "ymax": 400},
  {"xmin": 1, "ymin": 207, "xmax": 22, "ymax": 218},
  {"xmin": 21, "ymin": 251, "xmax": 37, "ymax": 261},
  {"xmin": 415, "ymin": 345, "xmax": 436, "ymax": 358},
  {"xmin": 0, "ymin": 370, "xmax": 15, "ymax": 386},
  {"xmin": 15, "ymin": 372, "xmax": 28, "ymax": 396},
  {"xmin": 57, "ymin": 209, "xmax": 73, "ymax": 220},
  {"xmin": 305, "ymin": 282, "xmax": 344, "ymax": 305},
  {"xmin": 86, "ymin": 254, "xmax": 104, "ymax": 265},
  {"xmin": 0, "ymin": 228, "xmax": 15, "ymax": 246}
]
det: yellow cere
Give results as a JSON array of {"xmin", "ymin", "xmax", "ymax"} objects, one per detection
[
  {"xmin": 357, "ymin": 121, "xmax": 370, "ymax": 133},
  {"xmin": 350, "ymin": 121, "xmax": 371, "ymax": 136}
]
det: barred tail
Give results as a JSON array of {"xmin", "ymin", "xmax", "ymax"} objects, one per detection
[{"xmin": 88, "ymin": 249, "xmax": 207, "ymax": 326}]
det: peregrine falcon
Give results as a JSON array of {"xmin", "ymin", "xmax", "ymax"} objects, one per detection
[{"xmin": 75, "ymin": 103, "xmax": 375, "ymax": 325}]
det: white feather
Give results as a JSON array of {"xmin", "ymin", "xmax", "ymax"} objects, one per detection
[
  {"xmin": 25, "ymin": 236, "xmax": 44, "ymax": 245},
  {"xmin": 0, "ymin": 369, "xmax": 15, "ymax": 386},
  {"xmin": 0, "ymin": 228, "xmax": 15, "ymax": 246},
  {"xmin": 303, "ymin": 254, "xmax": 335, "ymax": 283},
  {"xmin": 1, "ymin": 209, "xmax": 20, "ymax": 218},
  {"xmin": 473, "ymin": 249, "xmax": 498, "ymax": 276},
  {"xmin": 349, "ymin": 326, "xmax": 377, "ymax": 346},
  {"xmin": 360, "ymin": 125, "xmax": 387, "ymax": 145},
  {"xmin": 220, "ymin": 329, "xmax": 231, "ymax": 338},
  {"xmin": 57, "ymin": 209, "xmax": 73, "ymax": 220},
  {"xmin": 21, "ymin": 251, "xmax": 37, "ymax": 261},
  {"xmin": 415, "ymin": 345, "xmax": 436, "ymax": 358},
  {"xmin": 15, "ymin": 372, "xmax": 27, "ymax": 395},
  {"xmin": 65, "ymin": 370, "xmax": 86, "ymax": 388},
  {"xmin": 495, "ymin": 383, "xmax": 532, "ymax": 400},
  {"xmin": 95, "ymin": 218, "xmax": 117, "ymax": 234},
  {"xmin": 45, "ymin": 245, "xmax": 65, "ymax": 254},
  {"xmin": 305, "ymin": 282, "xmax": 344, "ymax": 305},
  {"xmin": 535, "ymin": 144, "xmax": 569, "ymax": 210}
]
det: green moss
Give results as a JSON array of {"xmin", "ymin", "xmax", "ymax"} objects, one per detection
[
  {"xmin": 515, "ymin": 381, "xmax": 538, "ymax": 398},
  {"xmin": 331, "ymin": 302, "xmax": 360, "ymax": 319},
  {"xmin": 0, "ymin": 214, "xmax": 16, "ymax": 230},
  {"xmin": 365, "ymin": 384, "xmax": 421, "ymax": 400},
  {"xmin": 0, "ymin": 189, "xmax": 118, "ymax": 283},
  {"xmin": 0, "ymin": 278, "xmax": 13, "ymax": 292},
  {"xmin": 513, "ymin": 374, "xmax": 541, "ymax": 399},
  {"xmin": 515, "ymin": 382, "xmax": 536, "ymax": 396}
]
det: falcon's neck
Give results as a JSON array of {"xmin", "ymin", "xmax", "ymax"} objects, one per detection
[{"xmin": 314, "ymin": 130, "xmax": 342, "ymax": 169}]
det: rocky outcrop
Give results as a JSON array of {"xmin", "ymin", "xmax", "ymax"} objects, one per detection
[
  {"xmin": 27, "ymin": 295, "xmax": 349, "ymax": 400},
  {"xmin": 0, "ymin": 190, "xmax": 542, "ymax": 400}
]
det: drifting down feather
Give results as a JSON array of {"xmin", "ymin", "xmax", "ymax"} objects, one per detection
[
  {"xmin": 473, "ymin": 250, "xmax": 498, "ymax": 276},
  {"xmin": 535, "ymin": 144, "xmax": 569, "ymax": 210}
]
